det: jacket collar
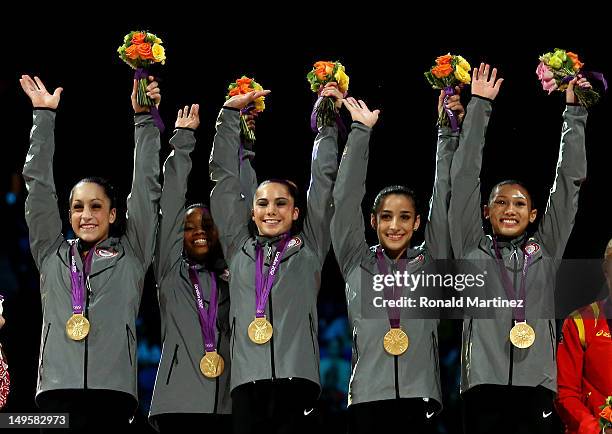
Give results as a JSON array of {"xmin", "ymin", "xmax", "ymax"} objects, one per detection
[{"xmin": 59, "ymin": 237, "xmax": 124, "ymax": 276}]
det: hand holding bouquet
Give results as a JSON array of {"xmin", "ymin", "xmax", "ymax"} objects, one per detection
[
  {"xmin": 307, "ymin": 61, "xmax": 349, "ymax": 131},
  {"xmin": 536, "ymin": 49, "xmax": 606, "ymax": 108},
  {"xmin": 226, "ymin": 76, "xmax": 266, "ymax": 143},
  {"xmin": 424, "ymin": 54, "xmax": 471, "ymax": 131},
  {"xmin": 118, "ymin": 31, "xmax": 166, "ymax": 108}
]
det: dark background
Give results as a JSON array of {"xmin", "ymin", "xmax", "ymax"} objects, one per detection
[{"xmin": 0, "ymin": 21, "xmax": 610, "ymax": 433}]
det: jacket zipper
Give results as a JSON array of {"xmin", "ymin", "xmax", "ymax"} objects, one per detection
[
  {"xmin": 269, "ymin": 292, "xmax": 276, "ymax": 380},
  {"xmin": 265, "ymin": 244, "xmax": 276, "ymax": 380},
  {"xmin": 394, "ymin": 355, "xmax": 400, "ymax": 399},
  {"xmin": 508, "ymin": 246, "xmax": 518, "ymax": 386},
  {"xmin": 231, "ymin": 317, "xmax": 236, "ymax": 359},
  {"xmin": 166, "ymin": 344, "xmax": 179, "ymax": 385},
  {"xmin": 214, "ymin": 329, "xmax": 221, "ymax": 414},
  {"xmin": 84, "ymin": 276, "xmax": 91, "ymax": 389}
]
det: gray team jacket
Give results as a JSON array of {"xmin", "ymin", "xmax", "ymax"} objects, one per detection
[
  {"xmin": 331, "ymin": 122, "xmax": 458, "ymax": 410},
  {"xmin": 209, "ymin": 107, "xmax": 337, "ymax": 392},
  {"xmin": 449, "ymin": 97, "xmax": 587, "ymax": 393},
  {"xmin": 23, "ymin": 110, "xmax": 161, "ymax": 404},
  {"xmin": 149, "ymin": 129, "xmax": 232, "ymax": 422}
]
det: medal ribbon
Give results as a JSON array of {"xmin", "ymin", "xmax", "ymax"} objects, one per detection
[
  {"xmin": 187, "ymin": 267, "xmax": 219, "ymax": 353},
  {"xmin": 375, "ymin": 247, "xmax": 407, "ymax": 329},
  {"xmin": 492, "ymin": 238, "xmax": 532, "ymax": 322},
  {"xmin": 69, "ymin": 244, "xmax": 93, "ymax": 315},
  {"xmin": 255, "ymin": 234, "xmax": 291, "ymax": 318}
]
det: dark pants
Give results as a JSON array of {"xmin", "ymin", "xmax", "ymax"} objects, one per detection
[
  {"xmin": 37, "ymin": 389, "xmax": 136, "ymax": 433},
  {"xmin": 231, "ymin": 378, "xmax": 319, "ymax": 434},
  {"xmin": 462, "ymin": 384, "xmax": 555, "ymax": 434},
  {"xmin": 348, "ymin": 398, "xmax": 435, "ymax": 434},
  {"xmin": 155, "ymin": 413, "xmax": 232, "ymax": 433}
]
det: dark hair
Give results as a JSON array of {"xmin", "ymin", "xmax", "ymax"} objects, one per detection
[
  {"xmin": 256, "ymin": 179, "xmax": 299, "ymax": 202},
  {"xmin": 488, "ymin": 179, "xmax": 534, "ymax": 208},
  {"xmin": 69, "ymin": 177, "xmax": 124, "ymax": 237},
  {"xmin": 371, "ymin": 185, "xmax": 419, "ymax": 215},
  {"xmin": 185, "ymin": 202, "xmax": 209, "ymax": 212}
]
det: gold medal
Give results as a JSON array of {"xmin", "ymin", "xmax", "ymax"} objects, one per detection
[
  {"xmin": 248, "ymin": 316, "xmax": 273, "ymax": 344},
  {"xmin": 66, "ymin": 313, "xmax": 90, "ymax": 341},
  {"xmin": 200, "ymin": 351, "xmax": 225, "ymax": 378},
  {"xmin": 509, "ymin": 322, "xmax": 536, "ymax": 348},
  {"xmin": 383, "ymin": 327, "xmax": 409, "ymax": 355}
]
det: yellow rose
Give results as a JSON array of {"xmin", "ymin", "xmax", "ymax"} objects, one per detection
[
  {"xmin": 334, "ymin": 66, "xmax": 350, "ymax": 93},
  {"xmin": 455, "ymin": 55, "xmax": 471, "ymax": 72},
  {"xmin": 254, "ymin": 98, "xmax": 265, "ymax": 112},
  {"xmin": 554, "ymin": 49, "xmax": 567, "ymax": 61},
  {"xmin": 454, "ymin": 66, "xmax": 471, "ymax": 84},
  {"xmin": 152, "ymin": 43, "xmax": 166, "ymax": 63},
  {"xmin": 548, "ymin": 55, "xmax": 562, "ymax": 69}
]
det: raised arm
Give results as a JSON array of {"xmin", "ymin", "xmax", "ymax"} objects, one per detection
[
  {"xmin": 331, "ymin": 97, "xmax": 378, "ymax": 276},
  {"xmin": 154, "ymin": 104, "xmax": 199, "ymax": 280},
  {"xmin": 535, "ymin": 78, "xmax": 588, "ymax": 258},
  {"xmin": 425, "ymin": 89, "xmax": 463, "ymax": 260},
  {"xmin": 20, "ymin": 75, "xmax": 64, "ymax": 270},
  {"xmin": 209, "ymin": 90, "xmax": 269, "ymax": 261},
  {"xmin": 239, "ymin": 112, "xmax": 259, "ymax": 220},
  {"xmin": 449, "ymin": 64, "xmax": 503, "ymax": 258},
  {"xmin": 302, "ymin": 83, "xmax": 342, "ymax": 264},
  {"xmin": 125, "ymin": 78, "xmax": 162, "ymax": 270}
]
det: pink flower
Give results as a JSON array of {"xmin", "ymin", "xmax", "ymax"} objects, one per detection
[{"xmin": 536, "ymin": 62, "xmax": 554, "ymax": 81}]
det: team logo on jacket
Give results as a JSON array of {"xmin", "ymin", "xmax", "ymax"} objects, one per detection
[
  {"xmin": 408, "ymin": 254, "xmax": 424, "ymax": 265},
  {"xmin": 95, "ymin": 248, "xmax": 118, "ymax": 258},
  {"xmin": 524, "ymin": 242, "xmax": 541, "ymax": 256},
  {"xmin": 287, "ymin": 236, "xmax": 302, "ymax": 249}
]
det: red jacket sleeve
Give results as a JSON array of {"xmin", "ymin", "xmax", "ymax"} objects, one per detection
[{"xmin": 555, "ymin": 318, "xmax": 601, "ymax": 434}]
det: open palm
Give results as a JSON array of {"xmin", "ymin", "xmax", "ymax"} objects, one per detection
[{"xmin": 19, "ymin": 75, "xmax": 63, "ymax": 109}]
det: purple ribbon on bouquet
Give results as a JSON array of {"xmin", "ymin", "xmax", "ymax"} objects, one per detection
[
  {"xmin": 310, "ymin": 93, "xmax": 347, "ymax": 139},
  {"xmin": 135, "ymin": 69, "xmax": 165, "ymax": 133},
  {"xmin": 443, "ymin": 86, "xmax": 460, "ymax": 133},
  {"xmin": 561, "ymin": 70, "xmax": 608, "ymax": 92}
]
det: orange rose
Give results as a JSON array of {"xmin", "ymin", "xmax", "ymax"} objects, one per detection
[
  {"xmin": 601, "ymin": 406, "xmax": 612, "ymax": 422},
  {"xmin": 236, "ymin": 77, "xmax": 252, "ymax": 87},
  {"xmin": 131, "ymin": 32, "xmax": 146, "ymax": 45},
  {"xmin": 567, "ymin": 52, "xmax": 584, "ymax": 72},
  {"xmin": 432, "ymin": 63, "xmax": 453, "ymax": 78},
  {"xmin": 436, "ymin": 54, "xmax": 452, "ymax": 65},
  {"xmin": 229, "ymin": 87, "xmax": 241, "ymax": 97},
  {"xmin": 314, "ymin": 61, "xmax": 335, "ymax": 81},
  {"xmin": 137, "ymin": 43, "xmax": 154, "ymax": 60},
  {"xmin": 125, "ymin": 44, "xmax": 139, "ymax": 60}
]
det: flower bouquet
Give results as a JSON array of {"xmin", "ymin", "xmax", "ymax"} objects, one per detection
[
  {"xmin": 226, "ymin": 76, "xmax": 266, "ymax": 143},
  {"xmin": 424, "ymin": 53, "xmax": 471, "ymax": 131},
  {"xmin": 536, "ymin": 49, "xmax": 603, "ymax": 108},
  {"xmin": 306, "ymin": 61, "xmax": 349, "ymax": 130},
  {"xmin": 117, "ymin": 30, "xmax": 166, "ymax": 107},
  {"xmin": 600, "ymin": 396, "xmax": 612, "ymax": 432}
]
